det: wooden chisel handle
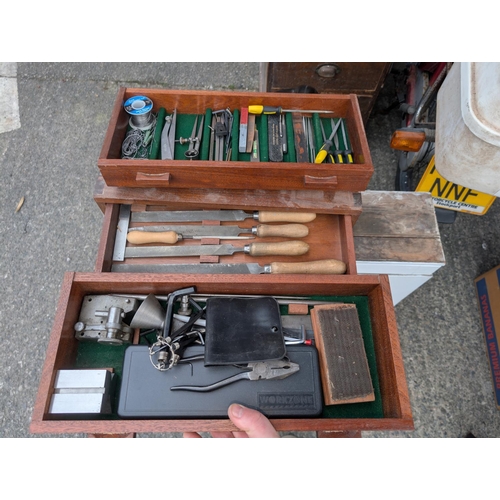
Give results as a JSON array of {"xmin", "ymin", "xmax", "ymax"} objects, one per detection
[
  {"xmin": 257, "ymin": 211, "xmax": 316, "ymax": 223},
  {"xmin": 270, "ymin": 259, "xmax": 346, "ymax": 274},
  {"xmin": 256, "ymin": 224, "xmax": 309, "ymax": 238},
  {"xmin": 127, "ymin": 230, "xmax": 180, "ymax": 245},
  {"xmin": 247, "ymin": 241, "xmax": 309, "ymax": 256}
]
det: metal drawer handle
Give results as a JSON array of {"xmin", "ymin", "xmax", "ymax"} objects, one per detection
[
  {"xmin": 304, "ymin": 175, "xmax": 338, "ymax": 186},
  {"xmin": 315, "ymin": 64, "xmax": 340, "ymax": 79},
  {"xmin": 135, "ymin": 172, "xmax": 171, "ymax": 186}
]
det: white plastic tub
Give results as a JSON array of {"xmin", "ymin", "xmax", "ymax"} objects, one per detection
[{"xmin": 436, "ymin": 62, "xmax": 500, "ymax": 196}]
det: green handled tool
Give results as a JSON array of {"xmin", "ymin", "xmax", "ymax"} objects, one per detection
[{"xmin": 314, "ymin": 118, "xmax": 342, "ymax": 164}]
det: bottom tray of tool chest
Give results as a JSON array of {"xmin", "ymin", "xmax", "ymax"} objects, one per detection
[{"xmin": 30, "ymin": 271, "xmax": 413, "ymax": 435}]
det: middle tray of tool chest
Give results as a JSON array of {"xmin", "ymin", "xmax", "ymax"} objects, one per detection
[
  {"xmin": 98, "ymin": 87, "xmax": 373, "ymax": 192},
  {"xmin": 94, "ymin": 203, "xmax": 358, "ymax": 274}
]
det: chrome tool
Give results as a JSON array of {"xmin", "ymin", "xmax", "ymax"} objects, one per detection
[{"xmin": 170, "ymin": 358, "xmax": 300, "ymax": 392}]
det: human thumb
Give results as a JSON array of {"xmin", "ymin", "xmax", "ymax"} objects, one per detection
[{"xmin": 228, "ymin": 404, "xmax": 280, "ymax": 438}]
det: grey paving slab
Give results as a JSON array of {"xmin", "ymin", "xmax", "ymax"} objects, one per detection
[
  {"xmin": 1, "ymin": 62, "xmax": 499, "ymax": 438},
  {"xmin": 0, "ymin": 62, "xmax": 20, "ymax": 133},
  {"xmin": 17, "ymin": 62, "xmax": 260, "ymax": 90}
]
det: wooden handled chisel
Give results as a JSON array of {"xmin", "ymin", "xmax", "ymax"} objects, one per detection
[
  {"xmin": 127, "ymin": 223, "xmax": 309, "ymax": 244},
  {"xmin": 130, "ymin": 210, "xmax": 316, "ymax": 224},
  {"xmin": 112, "ymin": 259, "xmax": 347, "ymax": 274},
  {"xmin": 124, "ymin": 241, "xmax": 309, "ymax": 258}
]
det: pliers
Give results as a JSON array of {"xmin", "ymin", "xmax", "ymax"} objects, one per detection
[
  {"xmin": 161, "ymin": 109, "xmax": 177, "ymax": 160},
  {"xmin": 170, "ymin": 358, "xmax": 300, "ymax": 392}
]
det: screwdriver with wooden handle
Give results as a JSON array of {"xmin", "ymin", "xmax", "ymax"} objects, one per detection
[
  {"xmin": 127, "ymin": 224, "xmax": 309, "ymax": 245},
  {"xmin": 248, "ymin": 105, "xmax": 331, "ymax": 115}
]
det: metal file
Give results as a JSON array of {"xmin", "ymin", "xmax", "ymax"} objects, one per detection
[
  {"xmin": 124, "ymin": 241, "xmax": 309, "ymax": 258},
  {"xmin": 130, "ymin": 210, "xmax": 316, "ymax": 224}
]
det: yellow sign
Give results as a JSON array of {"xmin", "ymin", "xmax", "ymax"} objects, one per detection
[{"xmin": 416, "ymin": 156, "xmax": 496, "ymax": 215}]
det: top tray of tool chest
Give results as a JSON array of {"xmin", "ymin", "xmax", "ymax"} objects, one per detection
[{"xmin": 98, "ymin": 87, "xmax": 373, "ymax": 191}]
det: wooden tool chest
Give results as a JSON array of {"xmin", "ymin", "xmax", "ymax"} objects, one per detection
[{"xmin": 31, "ymin": 87, "xmax": 413, "ymax": 437}]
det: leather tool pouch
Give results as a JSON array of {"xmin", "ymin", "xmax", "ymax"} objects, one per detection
[{"xmin": 204, "ymin": 297, "xmax": 286, "ymax": 366}]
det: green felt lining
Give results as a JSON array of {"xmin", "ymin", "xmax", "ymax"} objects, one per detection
[
  {"xmin": 285, "ymin": 112, "xmax": 296, "ymax": 162},
  {"xmin": 231, "ymin": 109, "xmax": 239, "ymax": 161},
  {"xmin": 123, "ymin": 108, "xmax": 350, "ymax": 163},
  {"xmin": 312, "ymin": 113, "xmax": 323, "ymax": 153},
  {"xmin": 200, "ymin": 108, "xmax": 212, "ymax": 160},
  {"xmin": 259, "ymin": 114, "xmax": 268, "ymax": 162},
  {"xmin": 74, "ymin": 295, "xmax": 382, "ymax": 420},
  {"xmin": 124, "ymin": 110, "xmax": 353, "ymax": 163},
  {"xmin": 149, "ymin": 107, "xmax": 166, "ymax": 159}
]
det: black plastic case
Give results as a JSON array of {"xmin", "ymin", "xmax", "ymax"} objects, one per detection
[{"xmin": 118, "ymin": 345, "xmax": 323, "ymax": 418}]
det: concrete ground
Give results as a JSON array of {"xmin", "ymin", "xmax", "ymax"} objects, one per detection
[{"xmin": 1, "ymin": 62, "xmax": 499, "ymax": 438}]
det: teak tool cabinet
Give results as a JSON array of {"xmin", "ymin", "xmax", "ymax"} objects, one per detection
[
  {"xmin": 98, "ymin": 88, "xmax": 373, "ymax": 192},
  {"xmin": 31, "ymin": 86, "xmax": 413, "ymax": 437}
]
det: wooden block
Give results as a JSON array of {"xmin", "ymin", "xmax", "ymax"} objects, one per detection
[
  {"xmin": 200, "ymin": 238, "xmax": 220, "ymax": 244},
  {"xmin": 199, "ymin": 255, "xmax": 220, "ymax": 263},
  {"xmin": 288, "ymin": 303, "xmax": 309, "ymax": 315},
  {"xmin": 353, "ymin": 191, "xmax": 445, "ymax": 264},
  {"xmin": 311, "ymin": 303, "xmax": 374, "ymax": 405}
]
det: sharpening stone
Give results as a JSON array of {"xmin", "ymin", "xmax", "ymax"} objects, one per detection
[
  {"xmin": 311, "ymin": 303, "xmax": 374, "ymax": 405},
  {"xmin": 268, "ymin": 114, "xmax": 283, "ymax": 162}
]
